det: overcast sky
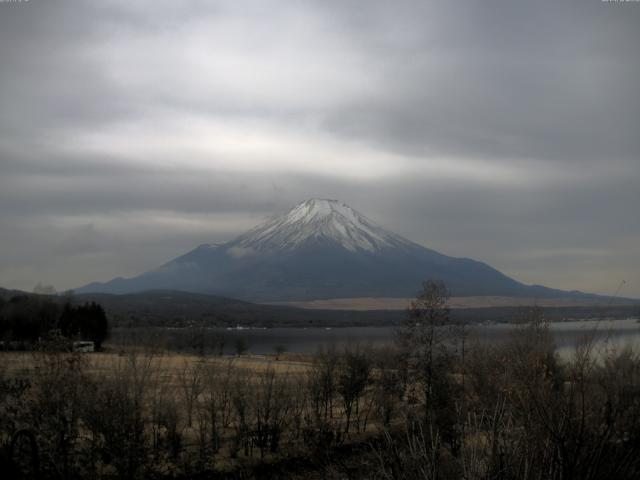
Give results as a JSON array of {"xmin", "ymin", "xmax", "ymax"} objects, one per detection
[{"xmin": 1, "ymin": 0, "xmax": 639, "ymax": 297}]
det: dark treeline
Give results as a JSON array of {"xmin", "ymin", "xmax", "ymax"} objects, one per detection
[
  {"xmin": 1, "ymin": 287, "xmax": 637, "ymax": 331},
  {"xmin": 76, "ymin": 290, "xmax": 402, "ymax": 328},
  {"xmin": 1, "ymin": 281, "xmax": 640, "ymax": 479},
  {"xmin": 73, "ymin": 289, "xmax": 640, "ymax": 328},
  {"xmin": 0, "ymin": 295, "xmax": 109, "ymax": 349}
]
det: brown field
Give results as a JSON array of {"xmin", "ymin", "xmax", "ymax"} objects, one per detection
[
  {"xmin": 0, "ymin": 350, "xmax": 314, "ymax": 380},
  {"xmin": 269, "ymin": 295, "xmax": 635, "ymax": 310}
]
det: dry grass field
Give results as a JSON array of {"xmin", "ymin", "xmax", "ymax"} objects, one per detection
[
  {"xmin": 271, "ymin": 295, "xmax": 637, "ymax": 310},
  {"xmin": 1, "ymin": 350, "xmax": 314, "ymax": 384}
]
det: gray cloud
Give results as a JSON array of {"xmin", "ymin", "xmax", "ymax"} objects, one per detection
[
  {"xmin": 323, "ymin": 1, "xmax": 640, "ymax": 165},
  {"xmin": 0, "ymin": 0, "xmax": 638, "ymax": 297}
]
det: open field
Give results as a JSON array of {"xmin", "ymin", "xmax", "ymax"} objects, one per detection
[
  {"xmin": 0, "ymin": 350, "xmax": 314, "ymax": 379},
  {"xmin": 271, "ymin": 295, "xmax": 640, "ymax": 310}
]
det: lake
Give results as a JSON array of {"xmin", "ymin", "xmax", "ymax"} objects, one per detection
[{"xmin": 188, "ymin": 318, "xmax": 640, "ymax": 357}]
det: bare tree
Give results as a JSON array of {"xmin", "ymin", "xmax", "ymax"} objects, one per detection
[
  {"xmin": 274, "ymin": 344, "xmax": 286, "ymax": 360},
  {"xmin": 337, "ymin": 347, "xmax": 371, "ymax": 434},
  {"xmin": 28, "ymin": 347, "xmax": 88, "ymax": 478},
  {"xmin": 397, "ymin": 280, "xmax": 451, "ymax": 412},
  {"xmin": 371, "ymin": 348, "xmax": 403, "ymax": 428},
  {"xmin": 252, "ymin": 367, "xmax": 291, "ymax": 457},
  {"xmin": 200, "ymin": 359, "xmax": 235, "ymax": 455},
  {"xmin": 234, "ymin": 338, "xmax": 248, "ymax": 356},
  {"xmin": 177, "ymin": 360, "xmax": 203, "ymax": 428}
]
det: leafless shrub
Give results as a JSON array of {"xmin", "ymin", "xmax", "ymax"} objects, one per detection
[
  {"xmin": 0, "ymin": 362, "xmax": 31, "ymax": 448},
  {"xmin": 229, "ymin": 367, "xmax": 253, "ymax": 458},
  {"xmin": 251, "ymin": 367, "xmax": 291, "ymax": 457},
  {"xmin": 27, "ymin": 347, "xmax": 89, "ymax": 478},
  {"xmin": 80, "ymin": 352, "xmax": 162, "ymax": 479},
  {"xmin": 303, "ymin": 348, "xmax": 345, "ymax": 454},
  {"xmin": 177, "ymin": 359, "xmax": 204, "ymax": 428},
  {"xmin": 373, "ymin": 419, "xmax": 442, "ymax": 480},
  {"xmin": 370, "ymin": 349, "xmax": 404, "ymax": 428},
  {"xmin": 198, "ymin": 359, "xmax": 235, "ymax": 457},
  {"xmin": 337, "ymin": 346, "xmax": 371, "ymax": 434},
  {"xmin": 287, "ymin": 372, "xmax": 309, "ymax": 440}
]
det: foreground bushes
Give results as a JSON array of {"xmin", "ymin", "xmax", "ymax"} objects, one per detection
[
  {"xmin": 1, "ymin": 314, "xmax": 640, "ymax": 479},
  {"xmin": 373, "ymin": 320, "xmax": 640, "ymax": 480}
]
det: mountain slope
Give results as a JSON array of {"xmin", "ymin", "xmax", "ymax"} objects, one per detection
[{"xmin": 78, "ymin": 199, "xmax": 599, "ymax": 302}]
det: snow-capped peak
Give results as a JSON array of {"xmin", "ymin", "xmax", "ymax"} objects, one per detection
[{"xmin": 229, "ymin": 198, "xmax": 415, "ymax": 253}]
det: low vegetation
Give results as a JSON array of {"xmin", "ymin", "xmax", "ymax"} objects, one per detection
[
  {"xmin": 0, "ymin": 294, "xmax": 109, "ymax": 350},
  {"xmin": 1, "ymin": 281, "xmax": 639, "ymax": 479}
]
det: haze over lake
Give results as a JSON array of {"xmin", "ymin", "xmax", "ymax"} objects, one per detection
[{"xmin": 114, "ymin": 318, "xmax": 640, "ymax": 358}]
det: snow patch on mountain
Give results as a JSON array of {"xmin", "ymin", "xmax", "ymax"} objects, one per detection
[{"xmin": 230, "ymin": 198, "xmax": 416, "ymax": 253}]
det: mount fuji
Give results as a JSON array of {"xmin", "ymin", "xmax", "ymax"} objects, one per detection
[{"xmin": 78, "ymin": 199, "xmax": 592, "ymax": 302}]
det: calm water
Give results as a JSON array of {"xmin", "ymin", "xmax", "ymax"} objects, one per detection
[{"xmin": 201, "ymin": 318, "xmax": 640, "ymax": 357}]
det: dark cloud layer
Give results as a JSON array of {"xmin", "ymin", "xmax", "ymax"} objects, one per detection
[{"xmin": 0, "ymin": 0, "xmax": 638, "ymax": 297}]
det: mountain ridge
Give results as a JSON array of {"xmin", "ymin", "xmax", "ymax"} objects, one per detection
[{"xmin": 77, "ymin": 199, "xmax": 609, "ymax": 302}]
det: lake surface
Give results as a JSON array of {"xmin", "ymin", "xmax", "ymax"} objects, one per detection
[{"xmin": 200, "ymin": 318, "xmax": 640, "ymax": 357}]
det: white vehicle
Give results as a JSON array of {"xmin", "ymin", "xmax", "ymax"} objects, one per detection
[{"xmin": 72, "ymin": 341, "xmax": 95, "ymax": 353}]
